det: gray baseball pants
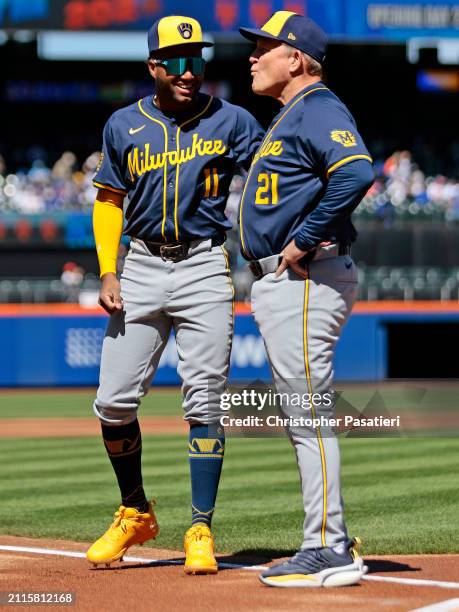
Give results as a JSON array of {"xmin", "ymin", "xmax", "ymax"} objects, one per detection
[
  {"xmin": 251, "ymin": 248, "xmax": 358, "ymax": 549},
  {"xmin": 94, "ymin": 238, "xmax": 234, "ymax": 426}
]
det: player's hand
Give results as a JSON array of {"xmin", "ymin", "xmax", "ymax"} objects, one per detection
[
  {"xmin": 276, "ymin": 240, "xmax": 309, "ymax": 279},
  {"xmin": 275, "ymin": 240, "xmax": 333, "ymax": 279},
  {"xmin": 99, "ymin": 273, "xmax": 124, "ymax": 314}
]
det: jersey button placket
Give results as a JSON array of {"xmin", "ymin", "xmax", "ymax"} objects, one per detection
[
  {"xmin": 169, "ymin": 131, "xmax": 176, "ymax": 187},
  {"xmin": 167, "ymin": 128, "xmax": 179, "ymax": 244},
  {"xmin": 164, "ymin": 124, "xmax": 176, "ymax": 241},
  {"xmin": 166, "ymin": 125, "xmax": 178, "ymax": 307}
]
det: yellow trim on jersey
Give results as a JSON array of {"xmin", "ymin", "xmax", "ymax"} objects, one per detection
[
  {"xmin": 326, "ymin": 154, "xmax": 373, "ymax": 178},
  {"xmin": 93, "ymin": 182, "xmax": 127, "ymax": 196},
  {"xmin": 157, "ymin": 16, "xmax": 205, "ymax": 50},
  {"xmin": 303, "ymin": 277, "xmax": 328, "ymax": 547},
  {"xmin": 93, "ymin": 198, "xmax": 123, "ymax": 277},
  {"xmin": 262, "ymin": 11, "xmax": 297, "ymax": 36},
  {"xmin": 174, "ymin": 96, "xmax": 213, "ymax": 240},
  {"xmin": 239, "ymin": 86, "xmax": 328, "ymax": 256},
  {"xmin": 137, "ymin": 99, "xmax": 169, "ymax": 241}
]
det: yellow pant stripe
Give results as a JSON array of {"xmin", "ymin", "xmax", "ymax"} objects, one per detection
[{"xmin": 303, "ymin": 277, "xmax": 328, "ymax": 547}]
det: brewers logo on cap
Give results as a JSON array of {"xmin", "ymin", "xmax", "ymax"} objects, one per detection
[
  {"xmin": 147, "ymin": 15, "xmax": 213, "ymax": 56},
  {"xmin": 178, "ymin": 22, "xmax": 193, "ymax": 39}
]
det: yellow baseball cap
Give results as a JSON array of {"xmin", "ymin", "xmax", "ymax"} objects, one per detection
[{"xmin": 148, "ymin": 15, "xmax": 213, "ymax": 57}]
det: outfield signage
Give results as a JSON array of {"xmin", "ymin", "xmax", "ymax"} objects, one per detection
[
  {"xmin": 1, "ymin": 0, "xmax": 457, "ymax": 39},
  {"xmin": 63, "ymin": 322, "xmax": 271, "ymax": 381},
  {"xmin": 0, "ymin": 0, "xmax": 312, "ymax": 32},
  {"xmin": 345, "ymin": 0, "xmax": 459, "ymax": 39},
  {"xmin": 0, "ymin": 313, "xmax": 272, "ymax": 385},
  {"xmin": 4, "ymin": 304, "xmax": 459, "ymax": 386},
  {"xmin": 0, "ymin": 310, "xmax": 382, "ymax": 385}
]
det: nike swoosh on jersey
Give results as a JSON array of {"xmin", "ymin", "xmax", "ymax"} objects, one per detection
[{"xmin": 129, "ymin": 125, "xmax": 146, "ymax": 135}]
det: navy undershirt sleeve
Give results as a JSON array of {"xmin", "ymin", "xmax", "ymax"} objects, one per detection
[
  {"xmin": 294, "ymin": 159, "xmax": 375, "ymax": 251},
  {"xmin": 231, "ymin": 107, "xmax": 264, "ymax": 171}
]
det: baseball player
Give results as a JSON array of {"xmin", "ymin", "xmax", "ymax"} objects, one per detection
[
  {"xmin": 239, "ymin": 12, "xmax": 375, "ymax": 587},
  {"xmin": 86, "ymin": 15, "xmax": 263, "ymax": 574}
]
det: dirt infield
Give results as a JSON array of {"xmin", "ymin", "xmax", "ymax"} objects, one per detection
[
  {"xmin": 1, "ymin": 411, "xmax": 457, "ymax": 438},
  {"xmin": 0, "ymin": 417, "xmax": 187, "ymax": 437},
  {"xmin": 1, "ymin": 536, "xmax": 458, "ymax": 612}
]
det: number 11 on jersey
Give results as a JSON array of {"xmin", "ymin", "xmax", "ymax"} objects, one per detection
[
  {"xmin": 204, "ymin": 168, "xmax": 219, "ymax": 198},
  {"xmin": 255, "ymin": 173, "xmax": 279, "ymax": 205}
]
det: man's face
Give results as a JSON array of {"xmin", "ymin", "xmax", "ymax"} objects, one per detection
[
  {"xmin": 148, "ymin": 44, "xmax": 204, "ymax": 108},
  {"xmin": 249, "ymin": 38, "xmax": 291, "ymax": 98}
]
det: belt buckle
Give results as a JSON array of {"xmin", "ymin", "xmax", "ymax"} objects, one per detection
[
  {"xmin": 160, "ymin": 244, "xmax": 187, "ymax": 262},
  {"xmin": 249, "ymin": 260, "xmax": 263, "ymax": 280}
]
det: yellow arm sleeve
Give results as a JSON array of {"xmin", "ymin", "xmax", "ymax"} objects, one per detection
[{"xmin": 93, "ymin": 195, "xmax": 124, "ymax": 278}]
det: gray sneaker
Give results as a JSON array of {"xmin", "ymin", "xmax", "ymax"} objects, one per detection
[{"xmin": 259, "ymin": 537, "xmax": 367, "ymax": 588}]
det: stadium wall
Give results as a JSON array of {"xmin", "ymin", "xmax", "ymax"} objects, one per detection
[{"xmin": 1, "ymin": 303, "xmax": 458, "ymax": 386}]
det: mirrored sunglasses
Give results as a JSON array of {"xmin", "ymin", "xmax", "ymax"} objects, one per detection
[{"xmin": 154, "ymin": 57, "xmax": 206, "ymax": 76}]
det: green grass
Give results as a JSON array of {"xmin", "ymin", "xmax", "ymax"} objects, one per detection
[
  {"xmin": 0, "ymin": 389, "xmax": 182, "ymax": 418},
  {"xmin": 2, "ymin": 384, "xmax": 458, "ymax": 420},
  {"xmin": 0, "ymin": 435, "xmax": 458, "ymax": 555},
  {"xmin": 335, "ymin": 384, "xmax": 459, "ymax": 414}
]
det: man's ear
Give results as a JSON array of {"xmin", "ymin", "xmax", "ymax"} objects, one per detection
[
  {"xmin": 288, "ymin": 49, "xmax": 303, "ymax": 74},
  {"xmin": 147, "ymin": 59, "xmax": 156, "ymax": 79}
]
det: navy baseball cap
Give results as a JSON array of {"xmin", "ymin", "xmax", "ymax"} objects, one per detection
[
  {"xmin": 148, "ymin": 15, "xmax": 213, "ymax": 57},
  {"xmin": 240, "ymin": 11, "xmax": 327, "ymax": 64}
]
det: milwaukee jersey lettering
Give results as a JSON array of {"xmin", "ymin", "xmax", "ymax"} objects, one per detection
[
  {"xmin": 94, "ymin": 93, "xmax": 263, "ymax": 242},
  {"xmin": 239, "ymin": 83, "xmax": 372, "ymax": 259}
]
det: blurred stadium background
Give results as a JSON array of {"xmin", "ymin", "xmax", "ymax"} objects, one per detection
[{"xmin": 1, "ymin": 0, "xmax": 458, "ymax": 385}]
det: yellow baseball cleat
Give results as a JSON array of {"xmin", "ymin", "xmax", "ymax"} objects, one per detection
[
  {"xmin": 184, "ymin": 523, "xmax": 218, "ymax": 575},
  {"xmin": 86, "ymin": 501, "xmax": 159, "ymax": 566}
]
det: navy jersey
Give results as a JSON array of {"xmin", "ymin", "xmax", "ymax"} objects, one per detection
[
  {"xmin": 239, "ymin": 82, "xmax": 372, "ymax": 260},
  {"xmin": 94, "ymin": 93, "xmax": 263, "ymax": 242}
]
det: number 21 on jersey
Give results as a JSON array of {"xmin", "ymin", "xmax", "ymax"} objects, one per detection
[{"xmin": 255, "ymin": 173, "xmax": 279, "ymax": 205}]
